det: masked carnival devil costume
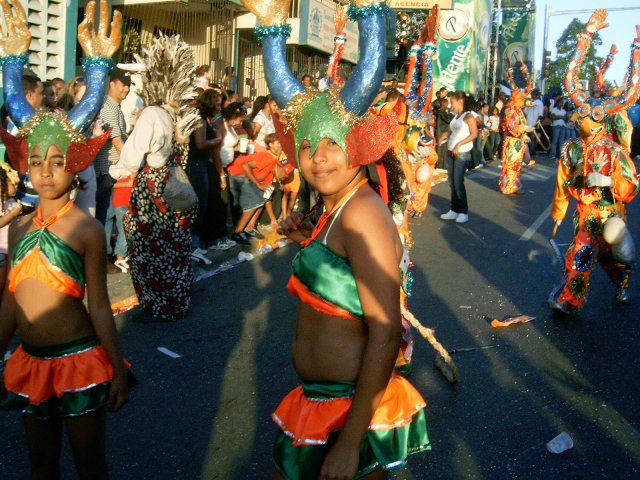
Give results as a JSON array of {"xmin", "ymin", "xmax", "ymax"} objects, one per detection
[
  {"xmin": 549, "ymin": 10, "xmax": 640, "ymax": 314},
  {"xmin": 240, "ymin": 0, "xmax": 431, "ymax": 477},
  {"xmin": 500, "ymin": 60, "xmax": 533, "ymax": 195}
]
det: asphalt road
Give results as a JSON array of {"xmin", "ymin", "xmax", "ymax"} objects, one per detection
[{"xmin": 2, "ymin": 155, "xmax": 640, "ymax": 479}]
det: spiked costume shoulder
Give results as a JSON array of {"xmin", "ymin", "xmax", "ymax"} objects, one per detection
[{"xmin": 549, "ymin": 10, "xmax": 640, "ymax": 314}]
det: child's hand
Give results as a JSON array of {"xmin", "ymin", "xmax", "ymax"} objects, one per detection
[
  {"xmin": 107, "ymin": 372, "xmax": 128, "ymax": 412},
  {"xmin": 277, "ymin": 211, "xmax": 313, "ymax": 243}
]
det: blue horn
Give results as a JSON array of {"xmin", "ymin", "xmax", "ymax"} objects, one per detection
[
  {"xmin": 262, "ymin": 31, "xmax": 305, "ymax": 108},
  {"xmin": 68, "ymin": 60, "xmax": 112, "ymax": 133},
  {"xmin": 339, "ymin": 3, "xmax": 388, "ymax": 116},
  {"xmin": 2, "ymin": 56, "xmax": 35, "ymax": 128}
]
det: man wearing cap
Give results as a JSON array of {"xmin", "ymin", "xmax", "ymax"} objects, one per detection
[{"xmin": 94, "ymin": 68, "xmax": 131, "ymax": 271}]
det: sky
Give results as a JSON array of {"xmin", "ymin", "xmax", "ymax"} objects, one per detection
[{"xmin": 533, "ymin": 0, "xmax": 640, "ymax": 86}]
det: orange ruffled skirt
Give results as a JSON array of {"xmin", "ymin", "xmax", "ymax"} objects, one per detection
[
  {"xmin": 0, "ymin": 335, "xmax": 130, "ymax": 418},
  {"xmin": 272, "ymin": 374, "xmax": 430, "ymax": 479}
]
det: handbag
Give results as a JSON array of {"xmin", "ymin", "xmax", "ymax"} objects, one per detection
[{"xmin": 162, "ymin": 165, "xmax": 198, "ymax": 212}]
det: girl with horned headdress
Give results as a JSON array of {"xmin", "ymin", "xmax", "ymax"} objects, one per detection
[
  {"xmin": 0, "ymin": 1, "xmax": 131, "ymax": 477},
  {"xmin": 241, "ymin": 0, "xmax": 431, "ymax": 477},
  {"xmin": 549, "ymin": 10, "xmax": 640, "ymax": 314},
  {"xmin": 499, "ymin": 58, "xmax": 534, "ymax": 195}
]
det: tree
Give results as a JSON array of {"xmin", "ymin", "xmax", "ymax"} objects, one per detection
[{"xmin": 546, "ymin": 18, "xmax": 604, "ymax": 93}]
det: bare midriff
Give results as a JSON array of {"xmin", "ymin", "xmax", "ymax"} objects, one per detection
[
  {"xmin": 292, "ymin": 302, "xmax": 366, "ymax": 382},
  {"xmin": 14, "ymin": 279, "xmax": 94, "ymax": 346}
]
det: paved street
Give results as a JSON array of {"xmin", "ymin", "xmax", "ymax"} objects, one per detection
[{"xmin": 2, "ymin": 155, "xmax": 640, "ymax": 479}]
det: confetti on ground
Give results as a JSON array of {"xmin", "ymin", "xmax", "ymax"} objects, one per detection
[
  {"xmin": 111, "ymin": 295, "xmax": 139, "ymax": 315},
  {"xmin": 490, "ymin": 315, "xmax": 535, "ymax": 328},
  {"xmin": 459, "ymin": 305, "xmax": 472, "ymax": 309},
  {"xmin": 157, "ymin": 347, "xmax": 181, "ymax": 359}
]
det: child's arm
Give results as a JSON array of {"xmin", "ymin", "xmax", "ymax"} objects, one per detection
[
  {"xmin": 83, "ymin": 221, "xmax": 128, "ymax": 412},
  {"xmin": 242, "ymin": 161, "xmax": 269, "ymax": 190},
  {"xmin": 0, "ymin": 204, "xmax": 22, "ymax": 229},
  {"xmin": 0, "ymin": 224, "xmax": 18, "ymax": 358}
]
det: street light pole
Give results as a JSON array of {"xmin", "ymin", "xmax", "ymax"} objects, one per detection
[{"xmin": 541, "ymin": 3, "xmax": 550, "ymax": 93}]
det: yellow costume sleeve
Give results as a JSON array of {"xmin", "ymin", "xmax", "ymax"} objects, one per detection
[{"xmin": 551, "ymin": 159, "xmax": 572, "ymax": 224}]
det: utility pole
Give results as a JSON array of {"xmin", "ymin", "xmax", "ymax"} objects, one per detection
[
  {"xmin": 486, "ymin": 0, "xmax": 502, "ymax": 106},
  {"xmin": 540, "ymin": 3, "xmax": 550, "ymax": 93}
]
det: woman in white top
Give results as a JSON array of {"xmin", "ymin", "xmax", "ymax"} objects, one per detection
[
  {"xmin": 250, "ymin": 95, "xmax": 276, "ymax": 149},
  {"xmin": 217, "ymin": 102, "xmax": 244, "ymax": 168},
  {"xmin": 440, "ymin": 91, "xmax": 478, "ymax": 224}
]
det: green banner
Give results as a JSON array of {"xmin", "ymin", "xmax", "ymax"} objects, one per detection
[
  {"xmin": 472, "ymin": 0, "xmax": 491, "ymax": 94},
  {"xmin": 499, "ymin": 8, "xmax": 530, "ymax": 81},
  {"xmin": 433, "ymin": 0, "xmax": 491, "ymax": 95}
]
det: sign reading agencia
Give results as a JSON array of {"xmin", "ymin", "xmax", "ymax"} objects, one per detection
[{"xmin": 388, "ymin": 0, "xmax": 453, "ymax": 9}]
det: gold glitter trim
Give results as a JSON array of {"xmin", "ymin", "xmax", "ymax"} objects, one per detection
[
  {"xmin": 17, "ymin": 111, "xmax": 87, "ymax": 144},
  {"xmin": 282, "ymin": 87, "xmax": 318, "ymax": 132},
  {"xmin": 281, "ymin": 86, "xmax": 367, "ymax": 133}
]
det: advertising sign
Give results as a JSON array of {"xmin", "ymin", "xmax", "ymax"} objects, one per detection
[
  {"xmin": 499, "ymin": 8, "xmax": 532, "ymax": 81},
  {"xmin": 388, "ymin": 0, "xmax": 452, "ymax": 9},
  {"xmin": 432, "ymin": 0, "xmax": 493, "ymax": 95},
  {"xmin": 299, "ymin": 0, "xmax": 359, "ymax": 63},
  {"xmin": 433, "ymin": 0, "xmax": 474, "ymax": 93}
]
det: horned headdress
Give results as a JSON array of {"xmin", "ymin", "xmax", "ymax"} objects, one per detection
[
  {"xmin": 241, "ymin": 0, "xmax": 397, "ymax": 167},
  {"xmin": 564, "ymin": 9, "xmax": 640, "ymax": 119},
  {"xmin": 506, "ymin": 58, "xmax": 533, "ymax": 97},
  {"xmin": 0, "ymin": 0, "xmax": 118, "ymax": 174},
  {"xmin": 403, "ymin": 6, "xmax": 439, "ymax": 124}
]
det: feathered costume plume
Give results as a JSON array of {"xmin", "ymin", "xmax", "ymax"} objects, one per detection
[{"xmin": 133, "ymin": 34, "xmax": 201, "ymax": 139}]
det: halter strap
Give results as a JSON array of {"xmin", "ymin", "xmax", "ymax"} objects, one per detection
[
  {"xmin": 33, "ymin": 200, "xmax": 74, "ymax": 229},
  {"xmin": 303, "ymin": 178, "xmax": 368, "ymax": 247}
]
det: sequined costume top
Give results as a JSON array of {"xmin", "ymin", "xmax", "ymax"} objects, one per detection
[{"xmin": 9, "ymin": 201, "xmax": 85, "ymax": 299}]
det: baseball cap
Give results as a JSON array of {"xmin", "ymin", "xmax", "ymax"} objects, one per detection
[
  {"xmin": 276, "ymin": 156, "xmax": 294, "ymax": 176},
  {"xmin": 109, "ymin": 68, "xmax": 132, "ymax": 86}
]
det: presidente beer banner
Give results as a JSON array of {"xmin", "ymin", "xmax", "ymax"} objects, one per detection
[
  {"xmin": 499, "ymin": 7, "xmax": 533, "ymax": 82},
  {"xmin": 433, "ymin": 0, "xmax": 492, "ymax": 95}
]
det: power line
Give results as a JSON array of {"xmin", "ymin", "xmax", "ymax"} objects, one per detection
[{"xmin": 551, "ymin": 7, "xmax": 640, "ymax": 16}]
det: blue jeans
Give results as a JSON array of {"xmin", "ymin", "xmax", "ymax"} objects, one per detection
[
  {"xmin": 550, "ymin": 125, "xmax": 564, "ymax": 159},
  {"xmin": 187, "ymin": 160, "xmax": 209, "ymax": 248},
  {"xmin": 95, "ymin": 173, "xmax": 115, "ymax": 225},
  {"xmin": 105, "ymin": 196, "xmax": 128, "ymax": 258},
  {"xmin": 447, "ymin": 151, "xmax": 471, "ymax": 214}
]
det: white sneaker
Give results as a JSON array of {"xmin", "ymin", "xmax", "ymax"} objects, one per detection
[
  {"xmin": 456, "ymin": 213, "xmax": 469, "ymax": 223},
  {"xmin": 440, "ymin": 210, "xmax": 459, "ymax": 220},
  {"xmin": 191, "ymin": 250, "xmax": 212, "ymax": 265},
  {"xmin": 114, "ymin": 258, "xmax": 129, "ymax": 273}
]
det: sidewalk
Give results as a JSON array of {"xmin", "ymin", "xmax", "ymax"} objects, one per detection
[{"xmin": 107, "ymin": 224, "xmax": 289, "ymax": 312}]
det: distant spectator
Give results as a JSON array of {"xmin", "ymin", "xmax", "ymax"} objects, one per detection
[
  {"xmin": 188, "ymin": 90, "xmax": 224, "ymax": 253},
  {"xmin": 301, "ymin": 74, "xmax": 312, "ymax": 88},
  {"xmin": 195, "ymin": 64, "xmax": 212, "ymax": 90},
  {"xmin": 42, "ymin": 81, "xmax": 57, "ymax": 110},
  {"xmin": 57, "ymin": 76, "xmax": 86, "ymax": 112},
  {"xmin": 94, "ymin": 68, "xmax": 131, "ymax": 272},
  {"xmin": 251, "ymin": 95, "xmax": 277, "ymax": 149},
  {"xmin": 51, "ymin": 77, "xmax": 65, "ymax": 99}
]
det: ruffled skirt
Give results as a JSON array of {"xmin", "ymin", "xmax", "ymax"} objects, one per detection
[{"xmin": 273, "ymin": 374, "xmax": 430, "ymax": 479}]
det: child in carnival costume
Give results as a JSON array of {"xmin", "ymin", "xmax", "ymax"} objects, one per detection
[
  {"xmin": 549, "ymin": 10, "xmax": 640, "ymax": 314},
  {"xmin": 241, "ymin": 0, "xmax": 436, "ymax": 477},
  {"xmin": 499, "ymin": 59, "xmax": 534, "ymax": 195},
  {"xmin": 0, "ymin": 1, "xmax": 133, "ymax": 477}
]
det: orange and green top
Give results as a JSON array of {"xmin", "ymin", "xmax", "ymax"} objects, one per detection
[{"xmin": 9, "ymin": 201, "xmax": 85, "ymax": 299}]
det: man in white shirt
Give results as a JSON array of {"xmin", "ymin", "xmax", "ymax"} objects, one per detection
[
  {"xmin": 549, "ymin": 94, "xmax": 567, "ymax": 159},
  {"xmin": 524, "ymin": 89, "xmax": 544, "ymax": 155}
]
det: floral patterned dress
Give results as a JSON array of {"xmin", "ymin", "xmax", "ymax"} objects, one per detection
[{"xmin": 123, "ymin": 146, "xmax": 195, "ymax": 321}]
